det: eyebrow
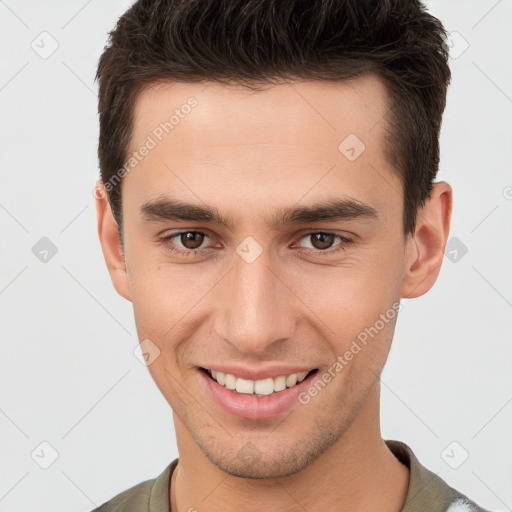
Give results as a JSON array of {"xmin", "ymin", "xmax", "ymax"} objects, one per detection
[{"xmin": 139, "ymin": 196, "xmax": 378, "ymax": 230}]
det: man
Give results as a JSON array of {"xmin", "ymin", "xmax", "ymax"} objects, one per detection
[{"xmin": 92, "ymin": 0, "xmax": 490, "ymax": 510}]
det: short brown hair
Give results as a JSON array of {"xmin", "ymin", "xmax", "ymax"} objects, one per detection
[{"xmin": 96, "ymin": 0, "xmax": 451, "ymax": 236}]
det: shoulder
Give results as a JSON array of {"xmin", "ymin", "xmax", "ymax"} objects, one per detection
[
  {"xmin": 91, "ymin": 478, "xmax": 154, "ymax": 512},
  {"xmin": 89, "ymin": 460, "xmax": 177, "ymax": 512},
  {"xmin": 385, "ymin": 440, "xmax": 492, "ymax": 512}
]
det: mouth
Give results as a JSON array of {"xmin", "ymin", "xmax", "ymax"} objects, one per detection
[{"xmin": 200, "ymin": 367, "xmax": 318, "ymax": 397}]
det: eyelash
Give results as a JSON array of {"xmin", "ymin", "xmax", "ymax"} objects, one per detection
[{"xmin": 159, "ymin": 230, "xmax": 354, "ymax": 258}]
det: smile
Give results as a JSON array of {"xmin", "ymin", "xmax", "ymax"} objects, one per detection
[{"xmin": 204, "ymin": 368, "xmax": 317, "ymax": 396}]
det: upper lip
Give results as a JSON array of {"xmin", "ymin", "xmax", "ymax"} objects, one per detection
[{"xmin": 200, "ymin": 365, "xmax": 316, "ymax": 381}]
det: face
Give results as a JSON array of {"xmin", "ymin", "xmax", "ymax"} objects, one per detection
[{"xmin": 97, "ymin": 75, "xmax": 443, "ymax": 479}]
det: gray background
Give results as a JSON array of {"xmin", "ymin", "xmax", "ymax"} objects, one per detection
[{"xmin": 0, "ymin": 0, "xmax": 511, "ymax": 511}]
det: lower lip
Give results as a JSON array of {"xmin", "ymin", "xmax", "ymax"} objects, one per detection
[{"xmin": 199, "ymin": 369, "xmax": 316, "ymax": 420}]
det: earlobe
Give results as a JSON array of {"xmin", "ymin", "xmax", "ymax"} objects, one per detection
[
  {"xmin": 400, "ymin": 181, "xmax": 453, "ymax": 299},
  {"xmin": 95, "ymin": 180, "xmax": 132, "ymax": 302}
]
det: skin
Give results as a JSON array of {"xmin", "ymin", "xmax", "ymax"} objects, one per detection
[{"xmin": 96, "ymin": 74, "xmax": 452, "ymax": 512}]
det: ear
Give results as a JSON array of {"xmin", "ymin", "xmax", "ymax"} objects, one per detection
[
  {"xmin": 401, "ymin": 181, "xmax": 453, "ymax": 299},
  {"xmin": 95, "ymin": 180, "xmax": 131, "ymax": 302}
]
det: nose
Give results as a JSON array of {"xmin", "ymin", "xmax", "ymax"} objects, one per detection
[{"xmin": 213, "ymin": 246, "xmax": 297, "ymax": 356}]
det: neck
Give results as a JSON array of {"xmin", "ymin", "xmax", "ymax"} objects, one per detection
[{"xmin": 170, "ymin": 384, "xmax": 409, "ymax": 512}]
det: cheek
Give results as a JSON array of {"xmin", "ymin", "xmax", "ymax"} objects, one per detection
[
  {"xmin": 126, "ymin": 253, "xmax": 219, "ymax": 354},
  {"xmin": 291, "ymin": 247, "xmax": 404, "ymax": 341}
]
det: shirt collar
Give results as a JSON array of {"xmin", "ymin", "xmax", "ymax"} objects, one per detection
[{"xmin": 146, "ymin": 440, "xmax": 477, "ymax": 512}]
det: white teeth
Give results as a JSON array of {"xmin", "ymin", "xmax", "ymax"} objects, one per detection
[
  {"xmin": 254, "ymin": 378, "xmax": 274, "ymax": 396},
  {"xmin": 297, "ymin": 371, "xmax": 309, "ymax": 382},
  {"xmin": 235, "ymin": 378, "xmax": 254, "ymax": 394},
  {"xmin": 224, "ymin": 373, "xmax": 236, "ymax": 390},
  {"xmin": 208, "ymin": 369, "xmax": 313, "ymax": 396},
  {"xmin": 286, "ymin": 373, "xmax": 297, "ymax": 387},
  {"xmin": 273, "ymin": 375, "xmax": 286, "ymax": 392}
]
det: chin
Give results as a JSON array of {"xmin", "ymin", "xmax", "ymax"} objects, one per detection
[{"xmin": 196, "ymin": 427, "xmax": 340, "ymax": 480}]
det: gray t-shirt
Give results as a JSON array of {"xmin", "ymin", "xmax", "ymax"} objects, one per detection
[{"xmin": 91, "ymin": 439, "xmax": 490, "ymax": 511}]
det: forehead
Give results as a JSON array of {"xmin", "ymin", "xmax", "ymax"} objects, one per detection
[
  {"xmin": 124, "ymin": 74, "xmax": 401, "ymax": 224},
  {"xmin": 131, "ymin": 74, "xmax": 391, "ymax": 150}
]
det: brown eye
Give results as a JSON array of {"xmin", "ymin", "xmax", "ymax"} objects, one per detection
[
  {"xmin": 295, "ymin": 232, "xmax": 352, "ymax": 255},
  {"xmin": 180, "ymin": 232, "xmax": 205, "ymax": 249},
  {"xmin": 309, "ymin": 233, "xmax": 336, "ymax": 250},
  {"xmin": 160, "ymin": 230, "xmax": 216, "ymax": 257}
]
